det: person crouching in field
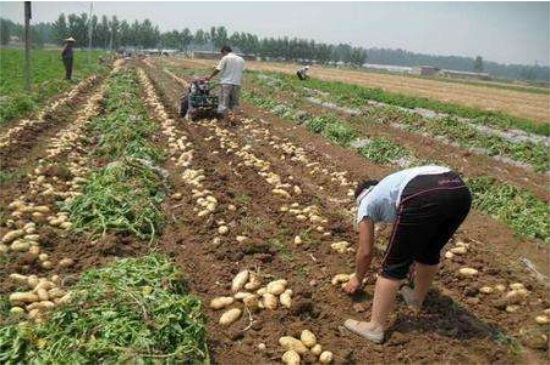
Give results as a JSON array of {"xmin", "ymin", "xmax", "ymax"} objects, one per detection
[
  {"xmin": 343, "ymin": 165, "xmax": 472, "ymax": 343},
  {"xmin": 206, "ymin": 46, "xmax": 246, "ymax": 126},
  {"xmin": 61, "ymin": 37, "xmax": 76, "ymax": 81},
  {"xmin": 296, "ymin": 66, "xmax": 309, "ymax": 80}
]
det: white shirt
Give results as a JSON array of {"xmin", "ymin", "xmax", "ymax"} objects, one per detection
[
  {"xmin": 356, "ymin": 165, "xmax": 450, "ymax": 225},
  {"xmin": 216, "ymin": 52, "xmax": 246, "ymax": 86}
]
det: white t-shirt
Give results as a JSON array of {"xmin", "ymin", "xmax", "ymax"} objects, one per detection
[
  {"xmin": 216, "ymin": 52, "xmax": 246, "ymax": 86},
  {"xmin": 356, "ymin": 165, "xmax": 450, "ymax": 225}
]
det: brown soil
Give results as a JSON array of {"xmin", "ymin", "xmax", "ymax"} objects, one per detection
[
  {"xmin": 1, "ymin": 60, "xmax": 547, "ymax": 364},
  {"xmin": 141, "ymin": 61, "xmax": 550, "ymax": 364}
]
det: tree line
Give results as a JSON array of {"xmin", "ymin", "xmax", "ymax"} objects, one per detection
[{"xmin": 1, "ymin": 14, "xmax": 548, "ymax": 82}]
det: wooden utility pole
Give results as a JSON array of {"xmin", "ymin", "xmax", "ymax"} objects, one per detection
[
  {"xmin": 24, "ymin": 1, "xmax": 32, "ymax": 91},
  {"xmin": 87, "ymin": 2, "xmax": 93, "ymax": 66}
]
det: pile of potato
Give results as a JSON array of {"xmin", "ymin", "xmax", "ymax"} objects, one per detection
[
  {"xmin": 279, "ymin": 203, "xmax": 331, "ymax": 237},
  {"xmin": 445, "ymin": 240, "xmax": 470, "ymax": 259},
  {"xmin": 8, "ymin": 273, "xmax": 71, "ymax": 323},
  {"xmin": 279, "ymin": 330, "xmax": 334, "ymax": 364},
  {"xmin": 210, "ymin": 270, "xmax": 294, "ymax": 327}
]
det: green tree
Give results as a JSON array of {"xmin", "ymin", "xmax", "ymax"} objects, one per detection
[
  {"xmin": 474, "ymin": 55, "xmax": 484, "ymax": 73},
  {"xmin": 0, "ymin": 18, "xmax": 10, "ymax": 45},
  {"xmin": 52, "ymin": 13, "xmax": 67, "ymax": 45}
]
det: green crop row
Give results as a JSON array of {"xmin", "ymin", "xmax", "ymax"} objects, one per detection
[
  {"xmin": 243, "ymin": 89, "xmax": 549, "ymax": 244},
  {"xmin": 0, "ymin": 49, "xmax": 107, "ymax": 125},
  {"xmin": 0, "ymin": 255, "xmax": 208, "ymax": 364},
  {"xmin": 248, "ymin": 71, "xmax": 549, "ymax": 136},
  {"xmin": 62, "ymin": 71, "xmax": 166, "ymax": 241},
  {"xmin": 248, "ymin": 72, "xmax": 549, "ymax": 172}
]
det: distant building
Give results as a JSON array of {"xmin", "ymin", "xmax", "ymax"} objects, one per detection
[
  {"xmin": 411, "ymin": 66, "xmax": 440, "ymax": 76},
  {"xmin": 363, "ymin": 63, "xmax": 412, "ymax": 74},
  {"xmin": 438, "ymin": 69, "xmax": 492, "ymax": 81}
]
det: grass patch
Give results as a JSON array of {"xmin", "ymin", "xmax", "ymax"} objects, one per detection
[
  {"xmin": 0, "ymin": 255, "xmax": 208, "ymax": 364},
  {"xmin": 0, "ymin": 49, "xmax": 106, "ymax": 125}
]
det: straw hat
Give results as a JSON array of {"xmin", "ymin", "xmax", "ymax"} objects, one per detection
[{"xmin": 65, "ymin": 37, "xmax": 76, "ymax": 42}]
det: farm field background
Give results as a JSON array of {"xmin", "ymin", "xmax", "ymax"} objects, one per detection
[
  {"xmin": 0, "ymin": 49, "xmax": 106, "ymax": 125},
  {"xmin": 0, "ymin": 55, "xmax": 549, "ymax": 364},
  {"xmin": 178, "ymin": 58, "xmax": 550, "ymax": 125}
]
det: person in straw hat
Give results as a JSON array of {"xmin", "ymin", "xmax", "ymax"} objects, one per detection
[{"xmin": 61, "ymin": 37, "xmax": 76, "ymax": 80}]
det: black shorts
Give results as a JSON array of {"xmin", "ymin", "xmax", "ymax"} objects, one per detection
[{"xmin": 381, "ymin": 171, "xmax": 472, "ymax": 280}]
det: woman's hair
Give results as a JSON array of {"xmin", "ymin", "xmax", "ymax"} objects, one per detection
[
  {"xmin": 221, "ymin": 45, "xmax": 232, "ymax": 53},
  {"xmin": 354, "ymin": 179, "xmax": 379, "ymax": 199}
]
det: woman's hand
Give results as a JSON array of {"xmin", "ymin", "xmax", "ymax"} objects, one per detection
[{"xmin": 344, "ymin": 276, "xmax": 361, "ymax": 294}]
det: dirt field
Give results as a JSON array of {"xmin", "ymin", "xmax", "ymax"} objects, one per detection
[
  {"xmin": 178, "ymin": 58, "xmax": 550, "ymax": 124},
  {"xmin": 1, "ymin": 58, "xmax": 548, "ymax": 364}
]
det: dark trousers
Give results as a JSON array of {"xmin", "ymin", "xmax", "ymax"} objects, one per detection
[{"xmin": 63, "ymin": 57, "xmax": 73, "ymax": 80}]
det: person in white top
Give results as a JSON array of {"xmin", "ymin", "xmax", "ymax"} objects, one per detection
[
  {"xmin": 206, "ymin": 46, "xmax": 246, "ymax": 126},
  {"xmin": 343, "ymin": 165, "xmax": 472, "ymax": 344},
  {"xmin": 296, "ymin": 66, "xmax": 309, "ymax": 80}
]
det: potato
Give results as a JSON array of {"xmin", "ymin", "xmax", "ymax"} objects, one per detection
[
  {"xmin": 234, "ymin": 292, "xmax": 253, "ymax": 300},
  {"xmin": 535, "ymin": 315, "xmax": 549, "ymax": 325},
  {"xmin": 24, "ymin": 234, "xmax": 40, "ymax": 241},
  {"xmin": 28, "ymin": 308, "xmax": 41, "ymax": 319},
  {"xmin": 232, "ymin": 270, "xmax": 249, "ymax": 292},
  {"xmin": 331, "ymin": 241, "xmax": 350, "ymax": 254},
  {"xmin": 2, "ymin": 229, "xmax": 25, "ymax": 243},
  {"xmin": 457, "ymin": 268, "xmax": 478, "ymax": 278},
  {"xmin": 294, "ymin": 236, "xmax": 303, "ymax": 245},
  {"xmin": 33, "ymin": 206, "xmax": 50, "ymax": 213},
  {"xmin": 9, "ymin": 273, "xmax": 28, "ymax": 283},
  {"xmin": 281, "ymin": 350, "xmax": 301, "ymax": 365},
  {"xmin": 300, "ymin": 330, "xmax": 316, "ymax": 348},
  {"xmin": 280, "ymin": 291, "xmax": 292, "ymax": 309},
  {"xmin": 36, "ymin": 289, "xmax": 49, "ymax": 301},
  {"xmin": 47, "ymin": 288, "xmax": 66, "ymax": 299},
  {"xmin": 331, "ymin": 274, "xmax": 351, "ymax": 285},
  {"xmin": 450, "ymin": 246, "xmax": 467, "ymax": 255},
  {"xmin": 0, "ymin": 243, "xmax": 8, "ymax": 254},
  {"xmin": 256, "ymin": 287, "xmax": 267, "ymax": 296},
  {"xmin": 268, "ymin": 283, "xmax": 286, "ymax": 296},
  {"xmin": 272, "ymin": 188, "xmax": 291, "ymax": 199},
  {"xmin": 244, "ymin": 274, "xmax": 262, "ymax": 291},
  {"xmin": 27, "ymin": 275, "xmax": 39, "ymax": 288},
  {"xmin": 296, "ymin": 215, "xmax": 307, "ymax": 221},
  {"xmin": 236, "ymin": 236, "xmax": 248, "ymax": 243},
  {"xmin": 319, "ymin": 351, "xmax": 334, "ymax": 364},
  {"xmin": 494, "ymin": 284, "xmax": 506, "ymax": 292},
  {"xmin": 506, "ymin": 305, "xmax": 520, "ymax": 313},
  {"xmin": 263, "ymin": 293, "xmax": 278, "ymax": 310},
  {"xmin": 543, "ymin": 308, "xmax": 550, "ymax": 316},
  {"xmin": 41, "ymin": 261, "xmax": 53, "ymax": 269},
  {"xmin": 227, "ymin": 204, "xmax": 237, "ymax": 211},
  {"xmin": 11, "ymin": 240, "xmax": 30, "ymax": 252},
  {"xmin": 218, "ymin": 226, "xmax": 229, "ymax": 235},
  {"xmin": 219, "ymin": 308, "xmax": 242, "ymax": 326},
  {"xmin": 509, "ymin": 283, "xmax": 525, "ymax": 291},
  {"xmin": 171, "ymin": 193, "xmax": 182, "ymax": 200},
  {"xmin": 243, "ymin": 295, "xmax": 259, "ymax": 310},
  {"xmin": 38, "ymin": 301, "xmax": 56, "ymax": 309},
  {"xmin": 34, "ymin": 280, "xmax": 53, "ymax": 292},
  {"xmin": 58, "ymin": 258, "xmax": 75, "ymax": 268},
  {"xmin": 479, "ymin": 286, "xmax": 494, "ymax": 294},
  {"xmin": 210, "ymin": 296, "xmax": 235, "ymax": 310},
  {"xmin": 279, "ymin": 336, "xmax": 308, "ymax": 355},
  {"xmin": 10, "ymin": 292, "xmax": 39, "ymax": 303},
  {"xmin": 505, "ymin": 290, "xmax": 523, "ymax": 304},
  {"xmin": 311, "ymin": 344, "xmax": 323, "ymax": 356},
  {"xmin": 59, "ymin": 222, "xmax": 72, "ymax": 230},
  {"xmin": 10, "ymin": 307, "xmax": 26, "ymax": 317}
]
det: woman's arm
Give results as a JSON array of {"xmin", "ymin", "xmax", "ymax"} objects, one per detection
[{"xmin": 344, "ymin": 218, "xmax": 375, "ymax": 293}]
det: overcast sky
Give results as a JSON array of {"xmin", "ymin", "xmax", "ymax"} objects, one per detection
[{"xmin": 1, "ymin": 1, "xmax": 548, "ymax": 66}]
